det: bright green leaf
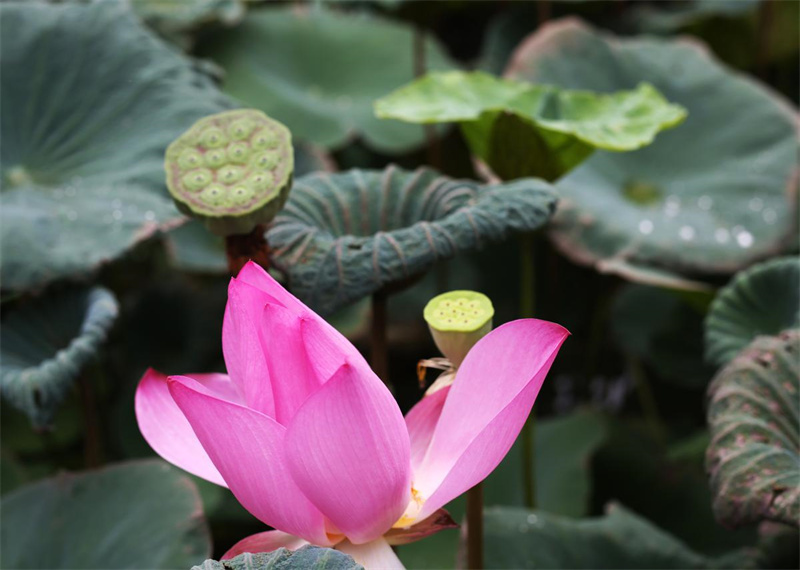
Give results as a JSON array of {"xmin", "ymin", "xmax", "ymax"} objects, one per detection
[
  {"xmin": 198, "ymin": 7, "xmax": 456, "ymax": 152},
  {"xmin": 375, "ymin": 71, "xmax": 686, "ymax": 181},
  {"xmin": 267, "ymin": 166, "xmax": 557, "ymax": 315},
  {"xmin": 0, "ymin": 286, "xmax": 118, "ymax": 427},
  {"xmin": 0, "ymin": 460, "xmax": 211, "ymax": 569},
  {"xmin": 706, "ymin": 330, "xmax": 800, "ymax": 528},
  {"xmin": 0, "ymin": 2, "xmax": 233, "ymax": 291},
  {"xmin": 705, "ymin": 257, "xmax": 800, "ymax": 368},
  {"xmin": 507, "ymin": 19, "xmax": 798, "ymax": 288}
]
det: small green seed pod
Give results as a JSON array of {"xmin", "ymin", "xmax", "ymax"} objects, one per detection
[
  {"xmin": 423, "ymin": 290, "xmax": 494, "ymax": 368},
  {"xmin": 165, "ymin": 109, "xmax": 294, "ymax": 236}
]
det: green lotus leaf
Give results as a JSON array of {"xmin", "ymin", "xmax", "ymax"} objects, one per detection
[
  {"xmin": 197, "ymin": 6, "xmax": 456, "ymax": 152},
  {"xmin": 267, "ymin": 165, "xmax": 557, "ymax": 315},
  {"xmin": 193, "ymin": 547, "xmax": 362, "ymax": 570},
  {"xmin": 0, "ymin": 460, "xmax": 210, "ymax": 569},
  {"xmin": 705, "ymin": 257, "xmax": 800, "ymax": 368},
  {"xmin": 483, "ymin": 503, "xmax": 756, "ymax": 569},
  {"xmin": 165, "ymin": 142, "xmax": 333, "ymax": 273},
  {"xmin": 132, "ymin": 0, "xmax": 244, "ymax": 47},
  {"xmin": 628, "ymin": 0, "xmax": 758, "ymax": 34},
  {"xmin": 612, "ymin": 284, "xmax": 715, "ymax": 388},
  {"xmin": 375, "ymin": 71, "xmax": 687, "ymax": 181},
  {"xmin": 0, "ymin": 2, "xmax": 232, "ymax": 291},
  {"xmin": 506, "ymin": 19, "xmax": 798, "ymax": 287},
  {"xmin": 0, "ymin": 286, "xmax": 118, "ymax": 428},
  {"xmin": 706, "ymin": 330, "xmax": 800, "ymax": 528}
]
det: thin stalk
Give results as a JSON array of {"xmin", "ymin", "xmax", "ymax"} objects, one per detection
[
  {"xmin": 522, "ymin": 410, "xmax": 536, "ymax": 509},
  {"xmin": 78, "ymin": 373, "xmax": 101, "ymax": 468},
  {"xmin": 225, "ymin": 224, "xmax": 270, "ymax": 276},
  {"xmin": 466, "ymin": 482, "xmax": 484, "ymax": 570},
  {"xmin": 628, "ymin": 355, "xmax": 667, "ymax": 444},
  {"xmin": 371, "ymin": 289, "xmax": 389, "ymax": 386},
  {"xmin": 414, "ymin": 27, "xmax": 441, "ymax": 170},
  {"xmin": 518, "ymin": 232, "xmax": 537, "ymax": 509}
]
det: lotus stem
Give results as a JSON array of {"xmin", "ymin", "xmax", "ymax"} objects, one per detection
[
  {"xmin": 79, "ymin": 370, "xmax": 101, "ymax": 468},
  {"xmin": 371, "ymin": 289, "xmax": 390, "ymax": 386},
  {"xmin": 466, "ymin": 482, "xmax": 484, "ymax": 570},
  {"xmin": 628, "ymin": 355, "xmax": 667, "ymax": 444},
  {"xmin": 413, "ymin": 26, "xmax": 441, "ymax": 170},
  {"xmin": 519, "ymin": 231, "xmax": 538, "ymax": 509},
  {"xmin": 225, "ymin": 224, "xmax": 270, "ymax": 276}
]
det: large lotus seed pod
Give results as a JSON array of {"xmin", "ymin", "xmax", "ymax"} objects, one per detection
[
  {"xmin": 424, "ymin": 290, "xmax": 495, "ymax": 368},
  {"xmin": 165, "ymin": 109, "xmax": 293, "ymax": 236}
]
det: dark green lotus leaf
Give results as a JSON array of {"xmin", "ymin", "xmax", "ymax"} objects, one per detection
[
  {"xmin": 706, "ymin": 330, "xmax": 800, "ymax": 528},
  {"xmin": 375, "ymin": 71, "xmax": 686, "ymax": 182},
  {"xmin": 484, "ymin": 409, "xmax": 609, "ymax": 517},
  {"xmin": 0, "ymin": 460, "xmax": 211, "ymax": 569},
  {"xmin": 132, "ymin": 0, "xmax": 244, "ymax": 47},
  {"xmin": 197, "ymin": 6, "xmax": 456, "ymax": 152},
  {"xmin": 705, "ymin": 257, "xmax": 800, "ymax": 368},
  {"xmin": 483, "ymin": 503, "xmax": 756, "ymax": 569},
  {"xmin": 612, "ymin": 284, "xmax": 716, "ymax": 388},
  {"xmin": 0, "ymin": 286, "xmax": 118, "ymax": 428},
  {"xmin": 628, "ymin": 0, "xmax": 758, "ymax": 34},
  {"xmin": 165, "ymin": 142, "xmax": 333, "ymax": 273},
  {"xmin": 0, "ymin": 2, "xmax": 232, "ymax": 291},
  {"xmin": 192, "ymin": 547, "xmax": 362, "ymax": 570},
  {"xmin": 267, "ymin": 165, "xmax": 557, "ymax": 315},
  {"xmin": 506, "ymin": 19, "xmax": 798, "ymax": 287}
]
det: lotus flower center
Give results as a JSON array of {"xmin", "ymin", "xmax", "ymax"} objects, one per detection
[{"xmin": 393, "ymin": 486, "xmax": 425, "ymax": 529}]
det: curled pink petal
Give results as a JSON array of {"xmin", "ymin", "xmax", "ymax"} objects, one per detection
[
  {"xmin": 222, "ymin": 530, "xmax": 308, "ymax": 560},
  {"xmin": 223, "ymin": 278, "xmax": 276, "ymax": 416},
  {"xmin": 415, "ymin": 319, "xmax": 569, "ymax": 520},
  {"xmin": 168, "ymin": 375, "xmax": 330, "ymax": 545},
  {"xmin": 134, "ymin": 368, "xmax": 239, "ymax": 487},
  {"xmin": 404, "ymin": 386, "xmax": 450, "ymax": 474},
  {"xmin": 234, "ymin": 261, "xmax": 305, "ymax": 312},
  {"xmin": 285, "ymin": 363, "xmax": 411, "ymax": 544},
  {"xmin": 384, "ymin": 509, "xmax": 458, "ymax": 546},
  {"xmin": 336, "ymin": 537, "xmax": 405, "ymax": 570},
  {"xmin": 300, "ymin": 314, "xmax": 372, "ymax": 383}
]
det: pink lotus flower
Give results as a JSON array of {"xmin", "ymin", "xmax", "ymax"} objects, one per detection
[{"xmin": 135, "ymin": 262, "xmax": 568, "ymax": 568}]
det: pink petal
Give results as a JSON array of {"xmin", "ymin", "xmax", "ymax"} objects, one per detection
[
  {"xmin": 135, "ymin": 368, "xmax": 241, "ymax": 487},
  {"xmin": 404, "ymin": 386, "xmax": 450, "ymax": 474},
  {"xmin": 300, "ymin": 314, "xmax": 372, "ymax": 383},
  {"xmin": 223, "ymin": 278, "xmax": 276, "ymax": 417},
  {"xmin": 235, "ymin": 261, "xmax": 306, "ymax": 313},
  {"xmin": 415, "ymin": 319, "xmax": 569, "ymax": 520},
  {"xmin": 259, "ymin": 303, "xmax": 321, "ymax": 425},
  {"xmin": 167, "ymin": 375, "xmax": 330, "ymax": 545},
  {"xmin": 222, "ymin": 530, "xmax": 308, "ymax": 560},
  {"xmin": 285, "ymin": 363, "xmax": 411, "ymax": 544},
  {"xmin": 336, "ymin": 537, "xmax": 405, "ymax": 570}
]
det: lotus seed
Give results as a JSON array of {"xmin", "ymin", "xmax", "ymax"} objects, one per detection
[
  {"xmin": 205, "ymin": 149, "xmax": 227, "ymax": 168},
  {"xmin": 229, "ymin": 119, "xmax": 255, "ymax": 140},
  {"xmin": 227, "ymin": 142, "xmax": 251, "ymax": 164},
  {"xmin": 182, "ymin": 168, "xmax": 212, "ymax": 192},
  {"xmin": 200, "ymin": 184, "xmax": 227, "ymax": 207},
  {"xmin": 253, "ymin": 151, "xmax": 280, "ymax": 170},
  {"xmin": 178, "ymin": 148, "xmax": 203, "ymax": 170},
  {"xmin": 218, "ymin": 165, "xmax": 245, "ymax": 184},
  {"xmin": 247, "ymin": 171, "xmax": 274, "ymax": 191},
  {"xmin": 201, "ymin": 127, "xmax": 228, "ymax": 149},
  {"xmin": 252, "ymin": 130, "xmax": 280, "ymax": 150},
  {"xmin": 230, "ymin": 185, "xmax": 255, "ymax": 205}
]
